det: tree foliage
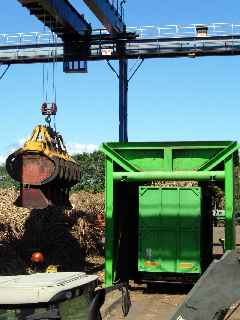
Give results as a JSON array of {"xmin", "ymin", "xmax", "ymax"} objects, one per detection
[
  {"xmin": 0, "ymin": 165, "xmax": 19, "ymax": 189},
  {"xmin": 72, "ymin": 151, "xmax": 105, "ymax": 192}
]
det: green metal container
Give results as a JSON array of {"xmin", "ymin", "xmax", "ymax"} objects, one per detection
[
  {"xmin": 101, "ymin": 141, "xmax": 239, "ymax": 286},
  {"xmin": 138, "ymin": 187, "xmax": 201, "ymax": 274}
]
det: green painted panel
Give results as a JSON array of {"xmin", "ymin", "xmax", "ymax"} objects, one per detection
[
  {"xmin": 119, "ymin": 148, "xmax": 221, "ymax": 171},
  {"xmin": 119, "ymin": 149, "xmax": 164, "ymax": 171},
  {"xmin": 179, "ymin": 231, "xmax": 201, "ymax": 273},
  {"xmin": 172, "ymin": 149, "xmax": 222, "ymax": 171},
  {"xmin": 179, "ymin": 188, "xmax": 201, "ymax": 228},
  {"xmin": 178, "ymin": 189, "xmax": 202, "ymax": 273},
  {"xmin": 138, "ymin": 187, "xmax": 201, "ymax": 274},
  {"xmin": 139, "ymin": 230, "xmax": 177, "ymax": 272},
  {"xmin": 139, "ymin": 187, "xmax": 178, "ymax": 228}
]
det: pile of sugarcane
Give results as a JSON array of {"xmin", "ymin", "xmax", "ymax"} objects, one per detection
[
  {"xmin": 149, "ymin": 180, "xmax": 199, "ymax": 187},
  {"xmin": 0, "ymin": 188, "xmax": 104, "ymax": 274},
  {"xmin": 0, "ymin": 188, "xmax": 28, "ymax": 241},
  {"xmin": 69, "ymin": 191, "xmax": 105, "ymax": 255}
]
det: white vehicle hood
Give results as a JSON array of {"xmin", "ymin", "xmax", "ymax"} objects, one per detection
[{"xmin": 0, "ymin": 272, "xmax": 98, "ymax": 305}]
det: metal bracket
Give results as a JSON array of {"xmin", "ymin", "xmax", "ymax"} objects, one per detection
[{"xmin": 63, "ymin": 59, "xmax": 88, "ymax": 73}]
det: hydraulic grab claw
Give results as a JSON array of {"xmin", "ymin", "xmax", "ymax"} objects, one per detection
[{"xmin": 6, "ymin": 125, "xmax": 80, "ymax": 209}]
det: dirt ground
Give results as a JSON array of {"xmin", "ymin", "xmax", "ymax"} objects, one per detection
[
  {"xmin": 101, "ymin": 226, "xmax": 240, "ymax": 320},
  {"xmin": 101, "ymin": 283, "xmax": 186, "ymax": 320}
]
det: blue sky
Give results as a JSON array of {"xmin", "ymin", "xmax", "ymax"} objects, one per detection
[{"xmin": 1, "ymin": 1, "xmax": 240, "ymax": 162}]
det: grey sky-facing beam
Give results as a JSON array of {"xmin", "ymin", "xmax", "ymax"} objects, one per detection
[
  {"xmin": 17, "ymin": 0, "xmax": 92, "ymax": 39},
  {"xmin": 83, "ymin": 0, "xmax": 126, "ymax": 33}
]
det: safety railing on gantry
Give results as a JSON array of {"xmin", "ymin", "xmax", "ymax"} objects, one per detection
[{"xmin": 1, "ymin": 23, "xmax": 240, "ymax": 63}]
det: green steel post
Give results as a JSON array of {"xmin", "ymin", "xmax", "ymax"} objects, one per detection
[
  {"xmin": 113, "ymin": 171, "xmax": 225, "ymax": 182},
  {"xmin": 105, "ymin": 157, "xmax": 114, "ymax": 286},
  {"xmin": 164, "ymin": 148, "xmax": 173, "ymax": 171},
  {"xmin": 224, "ymin": 155, "xmax": 236, "ymax": 250}
]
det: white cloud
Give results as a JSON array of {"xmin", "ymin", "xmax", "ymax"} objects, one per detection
[
  {"xmin": 67, "ymin": 143, "xmax": 98, "ymax": 155},
  {"xmin": 18, "ymin": 137, "xmax": 28, "ymax": 146},
  {"xmin": 0, "ymin": 155, "xmax": 6, "ymax": 165}
]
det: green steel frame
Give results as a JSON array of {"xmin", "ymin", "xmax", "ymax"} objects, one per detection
[{"xmin": 101, "ymin": 141, "xmax": 240, "ymax": 286}]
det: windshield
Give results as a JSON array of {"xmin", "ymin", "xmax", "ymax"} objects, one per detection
[
  {"xmin": 0, "ymin": 288, "xmax": 93, "ymax": 320},
  {"xmin": 0, "ymin": 310, "xmax": 17, "ymax": 320}
]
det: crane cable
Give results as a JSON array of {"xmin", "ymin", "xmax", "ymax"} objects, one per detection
[
  {"xmin": 42, "ymin": 10, "xmax": 47, "ymax": 102},
  {"xmin": 51, "ymin": 15, "xmax": 58, "ymax": 131},
  {"xmin": 41, "ymin": 12, "xmax": 58, "ymax": 130},
  {"xmin": 52, "ymin": 28, "xmax": 57, "ymax": 104},
  {"xmin": 42, "ymin": 12, "xmax": 52, "ymax": 103},
  {"xmin": 0, "ymin": 64, "xmax": 10, "ymax": 81}
]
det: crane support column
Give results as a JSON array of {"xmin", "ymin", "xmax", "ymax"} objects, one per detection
[{"xmin": 119, "ymin": 58, "xmax": 128, "ymax": 142}]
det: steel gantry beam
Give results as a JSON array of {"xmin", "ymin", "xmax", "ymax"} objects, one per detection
[
  {"xmin": 17, "ymin": 0, "xmax": 92, "ymax": 39},
  {"xmin": 83, "ymin": 0, "xmax": 126, "ymax": 34},
  {"xmin": 1, "ymin": 33, "xmax": 240, "ymax": 63}
]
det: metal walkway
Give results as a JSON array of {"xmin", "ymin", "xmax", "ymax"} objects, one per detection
[{"xmin": 1, "ymin": 23, "xmax": 240, "ymax": 64}]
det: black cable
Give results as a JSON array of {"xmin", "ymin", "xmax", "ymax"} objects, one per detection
[
  {"xmin": 0, "ymin": 64, "xmax": 10, "ymax": 81},
  {"xmin": 128, "ymin": 58, "xmax": 144, "ymax": 82},
  {"xmin": 52, "ymin": 31, "xmax": 57, "ymax": 104},
  {"xmin": 106, "ymin": 59, "xmax": 119, "ymax": 78},
  {"xmin": 42, "ymin": 10, "xmax": 46, "ymax": 102},
  {"xmin": 42, "ymin": 64, "xmax": 45, "ymax": 101}
]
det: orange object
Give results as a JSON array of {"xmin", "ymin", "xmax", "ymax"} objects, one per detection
[{"xmin": 31, "ymin": 252, "xmax": 44, "ymax": 264}]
